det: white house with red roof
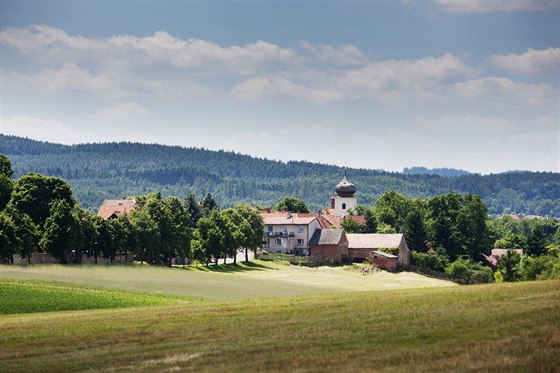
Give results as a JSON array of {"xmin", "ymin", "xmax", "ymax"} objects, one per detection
[{"xmin": 260, "ymin": 211, "xmax": 321, "ymax": 256}]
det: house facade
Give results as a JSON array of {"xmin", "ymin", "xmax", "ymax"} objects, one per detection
[{"xmin": 260, "ymin": 211, "xmax": 321, "ymax": 256}]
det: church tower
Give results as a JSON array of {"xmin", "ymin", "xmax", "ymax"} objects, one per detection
[{"xmin": 331, "ymin": 169, "xmax": 357, "ymax": 217}]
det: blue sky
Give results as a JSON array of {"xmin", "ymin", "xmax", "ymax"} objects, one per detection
[{"xmin": 1, "ymin": 0, "xmax": 558, "ymax": 173}]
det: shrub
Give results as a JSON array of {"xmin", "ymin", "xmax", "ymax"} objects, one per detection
[
  {"xmin": 412, "ymin": 250, "xmax": 449, "ymax": 272},
  {"xmin": 445, "ymin": 257, "xmax": 493, "ymax": 284}
]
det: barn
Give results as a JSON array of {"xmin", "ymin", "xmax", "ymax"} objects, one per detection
[
  {"xmin": 371, "ymin": 251, "xmax": 399, "ymax": 270},
  {"xmin": 308, "ymin": 229, "xmax": 349, "ymax": 264},
  {"xmin": 346, "ymin": 233, "xmax": 411, "ymax": 267}
]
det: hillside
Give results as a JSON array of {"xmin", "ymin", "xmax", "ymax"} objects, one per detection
[
  {"xmin": 0, "ymin": 278, "xmax": 558, "ymax": 372},
  {"xmin": 1, "ymin": 134, "xmax": 559, "ymax": 216}
]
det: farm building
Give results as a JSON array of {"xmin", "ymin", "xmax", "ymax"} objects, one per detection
[
  {"xmin": 484, "ymin": 248, "xmax": 524, "ymax": 268},
  {"xmin": 346, "ymin": 233, "xmax": 411, "ymax": 267},
  {"xmin": 308, "ymin": 229, "xmax": 349, "ymax": 264},
  {"xmin": 371, "ymin": 251, "xmax": 398, "ymax": 270},
  {"xmin": 98, "ymin": 199, "xmax": 137, "ymax": 219}
]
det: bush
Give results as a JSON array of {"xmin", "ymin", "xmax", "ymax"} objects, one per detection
[
  {"xmin": 412, "ymin": 250, "xmax": 449, "ymax": 272},
  {"xmin": 445, "ymin": 257, "xmax": 493, "ymax": 284}
]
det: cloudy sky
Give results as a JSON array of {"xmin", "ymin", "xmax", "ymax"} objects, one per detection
[{"xmin": 1, "ymin": 0, "xmax": 558, "ymax": 174}]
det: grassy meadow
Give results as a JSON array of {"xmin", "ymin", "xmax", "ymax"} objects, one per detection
[
  {"xmin": 0, "ymin": 279, "xmax": 558, "ymax": 372},
  {"xmin": 0, "ymin": 261, "xmax": 455, "ymax": 301}
]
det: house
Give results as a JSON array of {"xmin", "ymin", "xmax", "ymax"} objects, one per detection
[
  {"xmin": 484, "ymin": 248, "xmax": 523, "ymax": 268},
  {"xmin": 346, "ymin": 233, "xmax": 411, "ymax": 266},
  {"xmin": 260, "ymin": 211, "xmax": 321, "ymax": 255},
  {"xmin": 308, "ymin": 229, "xmax": 349, "ymax": 263},
  {"xmin": 97, "ymin": 199, "xmax": 137, "ymax": 219},
  {"xmin": 371, "ymin": 251, "xmax": 398, "ymax": 271}
]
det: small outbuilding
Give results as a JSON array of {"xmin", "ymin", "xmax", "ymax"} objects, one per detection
[
  {"xmin": 308, "ymin": 229, "xmax": 349, "ymax": 264},
  {"xmin": 371, "ymin": 251, "xmax": 398, "ymax": 271},
  {"xmin": 346, "ymin": 233, "xmax": 411, "ymax": 267}
]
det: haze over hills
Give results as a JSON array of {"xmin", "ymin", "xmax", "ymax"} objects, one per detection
[{"xmin": 1, "ymin": 134, "xmax": 559, "ymax": 217}]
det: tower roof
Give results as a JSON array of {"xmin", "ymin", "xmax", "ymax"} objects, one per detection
[{"xmin": 335, "ymin": 170, "xmax": 356, "ymax": 197}]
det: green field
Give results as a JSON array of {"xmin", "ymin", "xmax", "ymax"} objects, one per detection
[
  {"xmin": 0, "ymin": 264, "xmax": 558, "ymax": 371},
  {"xmin": 0, "ymin": 280, "xmax": 558, "ymax": 372},
  {"xmin": 0, "ymin": 280, "xmax": 190, "ymax": 314}
]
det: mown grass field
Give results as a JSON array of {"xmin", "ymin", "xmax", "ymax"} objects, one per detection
[
  {"xmin": 0, "ymin": 280, "xmax": 191, "ymax": 314},
  {"xmin": 1, "ymin": 280, "xmax": 558, "ymax": 372},
  {"xmin": 0, "ymin": 261, "xmax": 455, "ymax": 301}
]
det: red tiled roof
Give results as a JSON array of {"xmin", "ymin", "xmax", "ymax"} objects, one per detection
[{"xmin": 98, "ymin": 199, "xmax": 137, "ymax": 219}]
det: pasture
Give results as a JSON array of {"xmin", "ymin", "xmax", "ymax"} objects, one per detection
[
  {"xmin": 1, "ymin": 279, "xmax": 558, "ymax": 372},
  {"xmin": 0, "ymin": 261, "xmax": 455, "ymax": 301}
]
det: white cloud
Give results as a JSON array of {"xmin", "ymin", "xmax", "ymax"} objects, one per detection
[
  {"xmin": 434, "ymin": 0, "xmax": 559, "ymax": 13},
  {"xmin": 299, "ymin": 41, "xmax": 368, "ymax": 65},
  {"xmin": 97, "ymin": 102, "xmax": 152, "ymax": 121},
  {"xmin": 455, "ymin": 77, "xmax": 557, "ymax": 106},
  {"xmin": 0, "ymin": 115, "xmax": 96, "ymax": 144},
  {"xmin": 487, "ymin": 48, "xmax": 559, "ymax": 76},
  {"xmin": 231, "ymin": 77, "xmax": 342, "ymax": 103},
  {"xmin": 336, "ymin": 53, "xmax": 472, "ymax": 100},
  {"xmin": 7, "ymin": 62, "xmax": 119, "ymax": 94},
  {"xmin": 0, "ymin": 25, "xmax": 299, "ymax": 74}
]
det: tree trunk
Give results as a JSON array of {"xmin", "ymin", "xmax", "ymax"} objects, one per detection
[
  {"xmin": 223, "ymin": 254, "xmax": 227, "ymax": 264},
  {"xmin": 245, "ymin": 248, "xmax": 248, "ymax": 262}
]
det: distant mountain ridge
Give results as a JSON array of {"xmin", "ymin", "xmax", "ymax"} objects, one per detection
[
  {"xmin": 1, "ymin": 134, "xmax": 559, "ymax": 217},
  {"xmin": 403, "ymin": 167, "xmax": 471, "ymax": 177}
]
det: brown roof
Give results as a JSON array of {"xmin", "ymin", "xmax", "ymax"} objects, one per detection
[
  {"xmin": 309, "ymin": 229, "xmax": 346, "ymax": 246},
  {"xmin": 346, "ymin": 234, "xmax": 404, "ymax": 249},
  {"xmin": 484, "ymin": 248, "xmax": 523, "ymax": 267},
  {"xmin": 98, "ymin": 199, "xmax": 137, "ymax": 219}
]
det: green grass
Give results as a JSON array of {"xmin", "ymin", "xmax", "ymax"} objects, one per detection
[
  {"xmin": 0, "ymin": 280, "xmax": 191, "ymax": 314},
  {"xmin": 0, "ymin": 280, "xmax": 558, "ymax": 372},
  {"xmin": 0, "ymin": 262, "xmax": 455, "ymax": 301}
]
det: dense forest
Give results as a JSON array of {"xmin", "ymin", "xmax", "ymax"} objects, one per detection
[{"xmin": 1, "ymin": 134, "xmax": 559, "ymax": 217}]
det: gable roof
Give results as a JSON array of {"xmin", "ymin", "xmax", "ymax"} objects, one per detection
[
  {"xmin": 260, "ymin": 211, "xmax": 318, "ymax": 225},
  {"xmin": 98, "ymin": 199, "xmax": 137, "ymax": 219},
  {"xmin": 309, "ymin": 229, "xmax": 346, "ymax": 246},
  {"xmin": 346, "ymin": 234, "xmax": 404, "ymax": 249}
]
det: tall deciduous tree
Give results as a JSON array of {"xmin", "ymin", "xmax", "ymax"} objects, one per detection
[
  {"xmin": 0, "ymin": 212, "xmax": 17, "ymax": 262},
  {"xmin": 426, "ymin": 194, "xmax": 463, "ymax": 260},
  {"xmin": 274, "ymin": 196, "xmax": 310, "ymax": 213},
  {"xmin": 235, "ymin": 205, "xmax": 265, "ymax": 262},
  {"xmin": 39, "ymin": 199, "xmax": 76, "ymax": 263},
  {"xmin": 8, "ymin": 173, "xmax": 74, "ymax": 227}
]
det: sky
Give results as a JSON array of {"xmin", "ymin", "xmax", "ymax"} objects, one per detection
[{"xmin": 1, "ymin": 0, "xmax": 559, "ymax": 174}]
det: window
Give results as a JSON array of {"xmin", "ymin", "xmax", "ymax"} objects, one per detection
[
  {"xmin": 274, "ymin": 238, "xmax": 282, "ymax": 246},
  {"xmin": 267, "ymin": 225, "xmax": 273, "ymax": 232},
  {"xmin": 342, "ymin": 203, "xmax": 347, "ymax": 210},
  {"xmin": 297, "ymin": 239, "xmax": 304, "ymax": 245},
  {"xmin": 298, "ymin": 225, "xmax": 304, "ymax": 233}
]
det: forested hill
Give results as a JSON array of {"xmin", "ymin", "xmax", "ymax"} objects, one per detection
[{"xmin": 1, "ymin": 134, "xmax": 559, "ymax": 216}]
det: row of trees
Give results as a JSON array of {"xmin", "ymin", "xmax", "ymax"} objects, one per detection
[
  {"xmin": 3, "ymin": 134, "xmax": 559, "ymax": 217},
  {"xmin": 0, "ymin": 155, "xmax": 264, "ymax": 265}
]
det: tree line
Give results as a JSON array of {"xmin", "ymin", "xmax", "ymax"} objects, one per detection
[
  {"xmin": 2, "ymin": 134, "xmax": 559, "ymax": 217},
  {"xmin": 0, "ymin": 155, "xmax": 264, "ymax": 265},
  {"xmin": 332, "ymin": 191, "xmax": 560, "ymax": 283}
]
